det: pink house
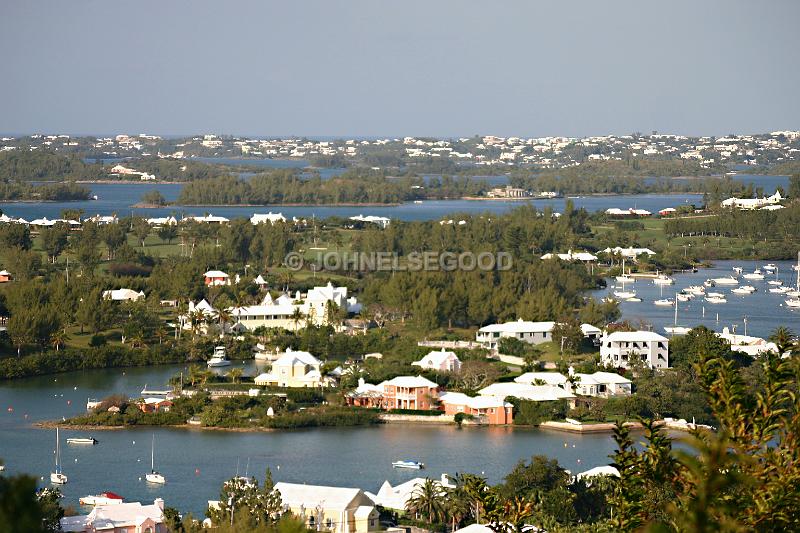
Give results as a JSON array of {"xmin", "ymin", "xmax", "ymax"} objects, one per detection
[
  {"xmin": 60, "ymin": 498, "xmax": 166, "ymax": 532},
  {"xmin": 203, "ymin": 270, "xmax": 230, "ymax": 286},
  {"xmin": 411, "ymin": 348, "xmax": 462, "ymax": 373},
  {"xmin": 382, "ymin": 376, "xmax": 440, "ymax": 410}
]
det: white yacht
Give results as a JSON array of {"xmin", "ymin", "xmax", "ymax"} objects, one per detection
[
  {"xmin": 145, "ymin": 435, "xmax": 166, "ymax": 485},
  {"xmin": 677, "ymin": 293, "xmax": 693, "ymax": 302},
  {"xmin": 712, "ymin": 276, "xmax": 739, "ymax": 285},
  {"xmin": 392, "ymin": 460, "xmax": 425, "ymax": 469},
  {"xmin": 705, "ymin": 295, "xmax": 727, "ymax": 304},
  {"xmin": 66, "ymin": 437, "xmax": 98, "ymax": 445},
  {"xmin": 625, "ymin": 297, "xmax": 642, "ymax": 302},
  {"xmin": 614, "ymin": 290, "xmax": 637, "ymax": 299},
  {"xmin": 743, "ymin": 270, "xmax": 765, "ymax": 280},
  {"xmin": 685, "ymin": 285, "xmax": 706, "ymax": 295},
  {"xmin": 665, "ymin": 295, "xmax": 691, "ymax": 335},
  {"xmin": 733, "ymin": 266, "xmax": 743, "ymax": 274},
  {"xmin": 50, "ymin": 428, "xmax": 68, "ymax": 485},
  {"xmin": 207, "ymin": 346, "xmax": 231, "ymax": 368},
  {"xmin": 769, "ymin": 286, "xmax": 792, "ymax": 294},
  {"xmin": 764, "ymin": 264, "xmax": 777, "ymax": 272},
  {"xmin": 732, "ymin": 287, "xmax": 755, "ymax": 295},
  {"xmin": 653, "ymin": 274, "xmax": 675, "ymax": 285},
  {"xmin": 654, "ymin": 299, "xmax": 673, "ymax": 306},
  {"xmin": 786, "ymin": 299, "xmax": 800, "ymax": 309}
]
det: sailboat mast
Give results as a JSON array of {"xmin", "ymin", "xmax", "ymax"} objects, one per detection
[
  {"xmin": 55, "ymin": 427, "xmax": 59, "ymax": 472},
  {"xmin": 674, "ymin": 293, "xmax": 679, "ymax": 325},
  {"xmin": 151, "ymin": 435, "xmax": 155, "ymax": 471}
]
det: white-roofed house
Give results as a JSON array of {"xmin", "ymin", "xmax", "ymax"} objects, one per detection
[
  {"xmin": 478, "ymin": 382, "xmax": 576, "ymax": 404},
  {"xmin": 438, "ymin": 391, "xmax": 513, "ymax": 424},
  {"xmin": 102, "ymin": 288, "xmax": 145, "ymax": 302},
  {"xmin": 381, "ymin": 375, "xmax": 440, "ymax": 410},
  {"xmin": 602, "ymin": 247, "xmax": 657, "ymax": 259},
  {"xmin": 476, "ymin": 319, "xmax": 556, "ymax": 350},
  {"xmin": 366, "ymin": 474, "xmax": 455, "ymax": 511},
  {"xmin": 345, "ymin": 378, "xmax": 385, "ymax": 407},
  {"xmin": 411, "ymin": 348, "xmax": 462, "ymax": 373},
  {"xmin": 514, "ymin": 372, "xmax": 569, "ymax": 388},
  {"xmin": 184, "ymin": 214, "xmax": 230, "ymax": 224},
  {"xmin": 600, "ymin": 330, "xmax": 669, "ymax": 369},
  {"xmin": 251, "ymin": 212, "xmax": 287, "ymax": 225},
  {"xmin": 540, "ymin": 250, "xmax": 598, "ymax": 262},
  {"xmin": 571, "ymin": 371, "xmax": 632, "ymax": 398},
  {"xmin": 204, "ymin": 270, "xmax": 230, "ymax": 286},
  {"xmin": 0, "ymin": 270, "xmax": 12, "ymax": 283},
  {"xmin": 274, "ymin": 482, "xmax": 380, "ymax": 533},
  {"xmin": 60, "ymin": 498, "xmax": 166, "ymax": 533},
  {"xmin": 253, "ymin": 348, "xmax": 333, "ymax": 388}
]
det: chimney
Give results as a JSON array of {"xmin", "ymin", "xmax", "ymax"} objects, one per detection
[{"xmin": 154, "ymin": 498, "xmax": 165, "ymax": 511}]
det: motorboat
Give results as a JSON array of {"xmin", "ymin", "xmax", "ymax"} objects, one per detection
[
  {"xmin": 786, "ymin": 299, "xmax": 800, "ymax": 309},
  {"xmin": 80, "ymin": 492, "xmax": 124, "ymax": 506},
  {"xmin": 207, "ymin": 346, "xmax": 231, "ymax": 368},
  {"xmin": 703, "ymin": 279, "xmax": 716, "ymax": 287},
  {"xmin": 764, "ymin": 264, "xmax": 777, "ymax": 272},
  {"xmin": 768, "ymin": 280, "xmax": 783, "ymax": 286},
  {"xmin": 51, "ymin": 427, "xmax": 68, "ymax": 485},
  {"xmin": 66, "ymin": 437, "xmax": 98, "ymax": 445},
  {"xmin": 787, "ymin": 290, "xmax": 800, "ymax": 298},
  {"xmin": 712, "ymin": 276, "xmax": 739, "ymax": 285},
  {"xmin": 145, "ymin": 435, "xmax": 166, "ymax": 485},
  {"xmin": 392, "ymin": 460, "xmax": 425, "ymax": 469},
  {"xmin": 664, "ymin": 326, "xmax": 692, "ymax": 335},
  {"xmin": 615, "ymin": 275, "xmax": 636, "ymax": 284},
  {"xmin": 769, "ymin": 286, "xmax": 792, "ymax": 294},
  {"xmin": 613, "ymin": 290, "xmax": 637, "ymax": 299},
  {"xmin": 733, "ymin": 266, "xmax": 743, "ymax": 274},
  {"xmin": 653, "ymin": 275, "xmax": 675, "ymax": 285},
  {"xmin": 743, "ymin": 270, "xmax": 765, "ymax": 280},
  {"xmin": 685, "ymin": 285, "xmax": 705, "ymax": 295},
  {"xmin": 625, "ymin": 297, "xmax": 642, "ymax": 302},
  {"xmin": 705, "ymin": 296, "xmax": 727, "ymax": 304},
  {"xmin": 654, "ymin": 299, "xmax": 673, "ymax": 306},
  {"xmin": 731, "ymin": 287, "xmax": 755, "ymax": 295},
  {"xmin": 707, "ymin": 292, "xmax": 725, "ymax": 299},
  {"xmin": 677, "ymin": 293, "xmax": 693, "ymax": 302}
]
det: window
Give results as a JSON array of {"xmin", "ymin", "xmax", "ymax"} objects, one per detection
[
  {"xmin": 309, "ymin": 517, "xmax": 315, "ymax": 527},
  {"xmin": 326, "ymin": 518, "xmax": 333, "ymax": 528}
]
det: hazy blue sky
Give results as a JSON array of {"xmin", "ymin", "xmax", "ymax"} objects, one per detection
[{"xmin": 2, "ymin": 1, "xmax": 799, "ymax": 138}]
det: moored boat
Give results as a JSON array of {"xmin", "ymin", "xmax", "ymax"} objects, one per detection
[
  {"xmin": 51, "ymin": 427, "xmax": 68, "ymax": 485},
  {"xmin": 392, "ymin": 460, "xmax": 424, "ymax": 469},
  {"xmin": 66, "ymin": 437, "xmax": 98, "ymax": 445},
  {"xmin": 712, "ymin": 276, "xmax": 739, "ymax": 285},
  {"xmin": 654, "ymin": 299, "xmax": 673, "ymax": 306},
  {"xmin": 207, "ymin": 346, "xmax": 231, "ymax": 368}
]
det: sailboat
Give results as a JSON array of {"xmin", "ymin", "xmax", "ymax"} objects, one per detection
[
  {"xmin": 615, "ymin": 257, "xmax": 636, "ymax": 284},
  {"xmin": 664, "ymin": 293, "xmax": 691, "ymax": 335},
  {"xmin": 50, "ymin": 427, "xmax": 68, "ymax": 484},
  {"xmin": 145, "ymin": 434, "xmax": 166, "ymax": 484}
]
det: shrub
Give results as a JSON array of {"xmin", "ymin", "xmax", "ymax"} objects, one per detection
[{"xmin": 89, "ymin": 334, "xmax": 107, "ymax": 347}]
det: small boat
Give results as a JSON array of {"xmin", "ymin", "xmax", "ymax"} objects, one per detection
[
  {"xmin": 712, "ymin": 276, "xmax": 739, "ymax": 286},
  {"xmin": 145, "ymin": 435, "xmax": 166, "ymax": 485},
  {"xmin": 733, "ymin": 266, "xmax": 743, "ymax": 274},
  {"xmin": 0, "ymin": 464, "xmax": 5, "ymax": 472},
  {"xmin": 653, "ymin": 274, "xmax": 675, "ymax": 285},
  {"xmin": 786, "ymin": 299, "xmax": 800, "ymax": 309},
  {"xmin": 615, "ymin": 275, "xmax": 636, "ymax": 283},
  {"xmin": 80, "ymin": 492, "xmax": 124, "ymax": 506},
  {"xmin": 625, "ymin": 297, "xmax": 642, "ymax": 302},
  {"xmin": 685, "ymin": 285, "xmax": 705, "ymax": 295},
  {"xmin": 66, "ymin": 437, "xmax": 98, "ymax": 445},
  {"xmin": 769, "ymin": 286, "xmax": 791, "ymax": 294},
  {"xmin": 392, "ymin": 460, "xmax": 424, "ymax": 469},
  {"xmin": 731, "ymin": 287, "xmax": 754, "ymax": 295},
  {"xmin": 703, "ymin": 279, "xmax": 716, "ymax": 287},
  {"xmin": 764, "ymin": 264, "xmax": 777, "ymax": 272},
  {"xmin": 413, "ymin": 200, "xmax": 423, "ymax": 204},
  {"xmin": 51, "ymin": 427, "xmax": 68, "ymax": 485},
  {"xmin": 677, "ymin": 293, "xmax": 693, "ymax": 302},
  {"xmin": 613, "ymin": 291, "xmax": 637, "ymax": 299},
  {"xmin": 707, "ymin": 292, "xmax": 725, "ymax": 298},
  {"xmin": 207, "ymin": 346, "xmax": 231, "ymax": 368},
  {"xmin": 787, "ymin": 290, "xmax": 800, "ymax": 298},
  {"xmin": 654, "ymin": 299, "xmax": 673, "ymax": 306},
  {"xmin": 86, "ymin": 398, "xmax": 101, "ymax": 411},
  {"xmin": 768, "ymin": 280, "xmax": 783, "ymax": 286},
  {"xmin": 705, "ymin": 296, "xmax": 727, "ymax": 304},
  {"xmin": 743, "ymin": 270, "xmax": 765, "ymax": 280},
  {"xmin": 664, "ymin": 326, "xmax": 692, "ymax": 335}
]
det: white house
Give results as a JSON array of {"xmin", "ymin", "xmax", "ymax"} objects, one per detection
[
  {"xmin": 600, "ymin": 331, "xmax": 669, "ymax": 369},
  {"xmin": 349, "ymin": 214, "xmax": 391, "ymax": 228},
  {"xmin": 274, "ymin": 482, "xmax": 380, "ymax": 533},
  {"xmin": 183, "ymin": 214, "xmax": 230, "ymax": 224},
  {"xmin": 478, "ymin": 382, "xmax": 576, "ymax": 403},
  {"xmin": 147, "ymin": 216, "xmax": 178, "ymax": 226},
  {"xmin": 540, "ymin": 250, "xmax": 598, "ymax": 262},
  {"xmin": 602, "ymin": 247, "xmax": 657, "ymax": 259},
  {"xmin": 60, "ymin": 498, "xmax": 166, "ymax": 533},
  {"xmin": 251, "ymin": 212, "xmax": 286, "ymax": 225},
  {"xmin": 366, "ymin": 475, "xmax": 455, "ymax": 511},
  {"xmin": 476, "ymin": 320, "xmax": 556, "ymax": 349},
  {"xmin": 716, "ymin": 327, "xmax": 778, "ymax": 356},
  {"xmin": 514, "ymin": 372, "xmax": 569, "ymax": 388},
  {"xmin": 102, "ymin": 288, "xmax": 145, "ymax": 302},
  {"xmin": 721, "ymin": 191, "xmax": 783, "ymax": 210},
  {"xmin": 411, "ymin": 348, "xmax": 462, "ymax": 372},
  {"xmin": 254, "ymin": 348, "xmax": 332, "ymax": 388},
  {"xmin": 571, "ymin": 371, "xmax": 632, "ymax": 397}
]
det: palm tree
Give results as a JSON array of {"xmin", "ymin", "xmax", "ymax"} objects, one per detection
[
  {"xmin": 154, "ymin": 327, "xmax": 168, "ymax": 346},
  {"xmin": 406, "ymin": 479, "xmax": 446, "ymax": 525},
  {"xmin": 769, "ymin": 326, "xmax": 796, "ymax": 356},
  {"xmin": 228, "ymin": 368, "xmax": 244, "ymax": 384},
  {"xmin": 452, "ymin": 473, "xmax": 489, "ymax": 524},
  {"xmin": 217, "ymin": 308, "xmax": 232, "ymax": 333},
  {"xmin": 187, "ymin": 364, "xmax": 203, "ymax": 387},
  {"xmin": 290, "ymin": 308, "xmax": 305, "ymax": 331},
  {"xmin": 50, "ymin": 329, "xmax": 68, "ymax": 352}
]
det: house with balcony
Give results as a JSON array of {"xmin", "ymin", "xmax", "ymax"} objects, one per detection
[
  {"xmin": 600, "ymin": 331, "xmax": 669, "ymax": 369},
  {"xmin": 204, "ymin": 270, "xmax": 230, "ymax": 286},
  {"xmin": 381, "ymin": 375, "xmax": 440, "ymax": 410},
  {"xmin": 253, "ymin": 348, "xmax": 332, "ymax": 388}
]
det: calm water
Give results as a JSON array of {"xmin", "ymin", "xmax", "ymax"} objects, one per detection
[
  {"xmin": 592, "ymin": 259, "xmax": 800, "ymax": 338},
  {"xmin": 0, "ymin": 365, "xmax": 618, "ymax": 516},
  {"xmin": 1, "ymin": 182, "xmax": 705, "ymax": 222}
]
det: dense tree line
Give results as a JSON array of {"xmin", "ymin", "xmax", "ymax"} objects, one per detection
[
  {"xmin": 0, "ymin": 181, "xmax": 90, "ymax": 201},
  {"xmin": 0, "ymin": 150, "xmax": 105, "ymax": 182}
]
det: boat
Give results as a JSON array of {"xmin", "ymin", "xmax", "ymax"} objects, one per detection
[
  {"xmin": 764, "ymin": 264, "xmax": 777, "ymax": 272},
  {"xmin": 615, "ymin": 258, "xmax": 635, "ymax": 284},
  {"xmin": 207, "ymin": 346, "xmax": 231, "ymax": 368},
  {"xmin": 613, "ymin": 290, "xmax": 637, "ymax": 299},
  {"xmin": 731, "ymin": 287, "xmax": 754, "ymax": 295},
  {"xmin": 786, "ymin": 299, "xmax": 800, "ymax": 309},
  {"xmin": 705, "ymin": 296, "xmax": 727, "ymax": 304},
  {"xmin": 707, "ymin": 292, "xmax": 725, "ymax": 298},
  {"xmin": 413, "ymin": 200, "xmax": 423, "ymax": 204},
  {"xmin": 653, "ymin": 274, "xmax": 675, "ymax": 285},
  {"xmin": 664, "ymin": 326, "xmax": 692, "ymax": 335},
  {"xmin": 743, "ymin": 270, "xmax": 765, "ymax": 280},
  {"xmin": 703, "ymin": 279, "xmax": 716, "ymax": 287},
  {"xmin": 685, "ymin": 285, "xmax": 706, "ymax": 295},
  {"xmin": 625, "ymin": 297, "xmax": 642, "ymax": 302},
  {"xmin": 787, "ymin": 290, "xmax": 800, "ymax": 298},
  {"xmin": 768, "ymin": 280, "xmax": 783, "ymax": 286},
  {"xmin": 654, "ymin": 299, "xmax": 673, "ymax": 306},
  {"xmin": 145, "ymin": 435, "xmax": 166, "ymax": 484},
  {"xmin": 50, "ymin": 427, "xmax": 68, "ymax": 485},
  {"xmin": 769, "ymin": 286, "xmax": 791, "ymax": 294},
  {"xmin": 712, "ymin": 276, "xmax": 739, "ymax": 285},
  {"xmin": 733, "ymin": 266, "xmax": 743, "ymax": 274},
  {"xmin": 0, "ymin": 464, "xmax": 5, "ymax": 472},
  {"xmin": 392, "ymin": 460, "xmax": 424, "ymax": 469},
  {"xmin": 66, "ymin": 437, "xmax": 98, "ymax": 445},
  {"xmin": 79, "ymin": 492, "xmax": 124, "ymax": 506},
  {"xmin": 677, "ymin": 293, "xmax": 693, "ymax": 302}
]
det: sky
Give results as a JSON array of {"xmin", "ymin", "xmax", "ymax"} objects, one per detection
[{"xmin": 2, "ymin": 1, "xmax": 799, "ymax": 138}]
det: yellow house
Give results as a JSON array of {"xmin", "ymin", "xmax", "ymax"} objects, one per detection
[
  {"xmin": 254, "ymin": 349, "xmax": 333, "ymax": 388},
  {"xmin": 274, "ymin": 482, "xmax": 381, "ymax": 533}
]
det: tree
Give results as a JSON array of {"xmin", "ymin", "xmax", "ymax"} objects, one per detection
[
  {"xmin": 789, "ymin": 173, "xmax": 800, "ymax": 200},
  {"xmin": 40, "ymin": 223, "xmax": 70, "ymax": 263},
  {"xmin": 206, "ymin": 469, "xmax": 283, "ymax": 528},
  {"xmin": 551, "ymin": 318, "xmax": 584, "ymax": 356},
  {"xmin": 101, "ymin": 223, "xmax": 127, "ymax": 260},
  {"xmin": 157, "ymin": 224, "xmax": 178, "ymax": 244},
  {"xmin": 407, "ymin": 478, "xmax": 447, "ymax": 524},
  {"xmin": 227, "ymin": 368, "xmax": 243, "ymax": 384},
  {"xmin": 768, "ymin": 326, "xmax": 796, "ymax": 356},
  {"xmin": 141, "ymin": 190, "xmax": 167, "ymax": 206},
  {"xmin": 131, "ymin": 217, "xmax": 151, "ymax": 248},
  {"xmin": 0, "ymin": 223, "xmax": 32, "ymax": 250},
  {"xmin": 0, "ymin": 471, "xmax": 64, "ymax": 533}
]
